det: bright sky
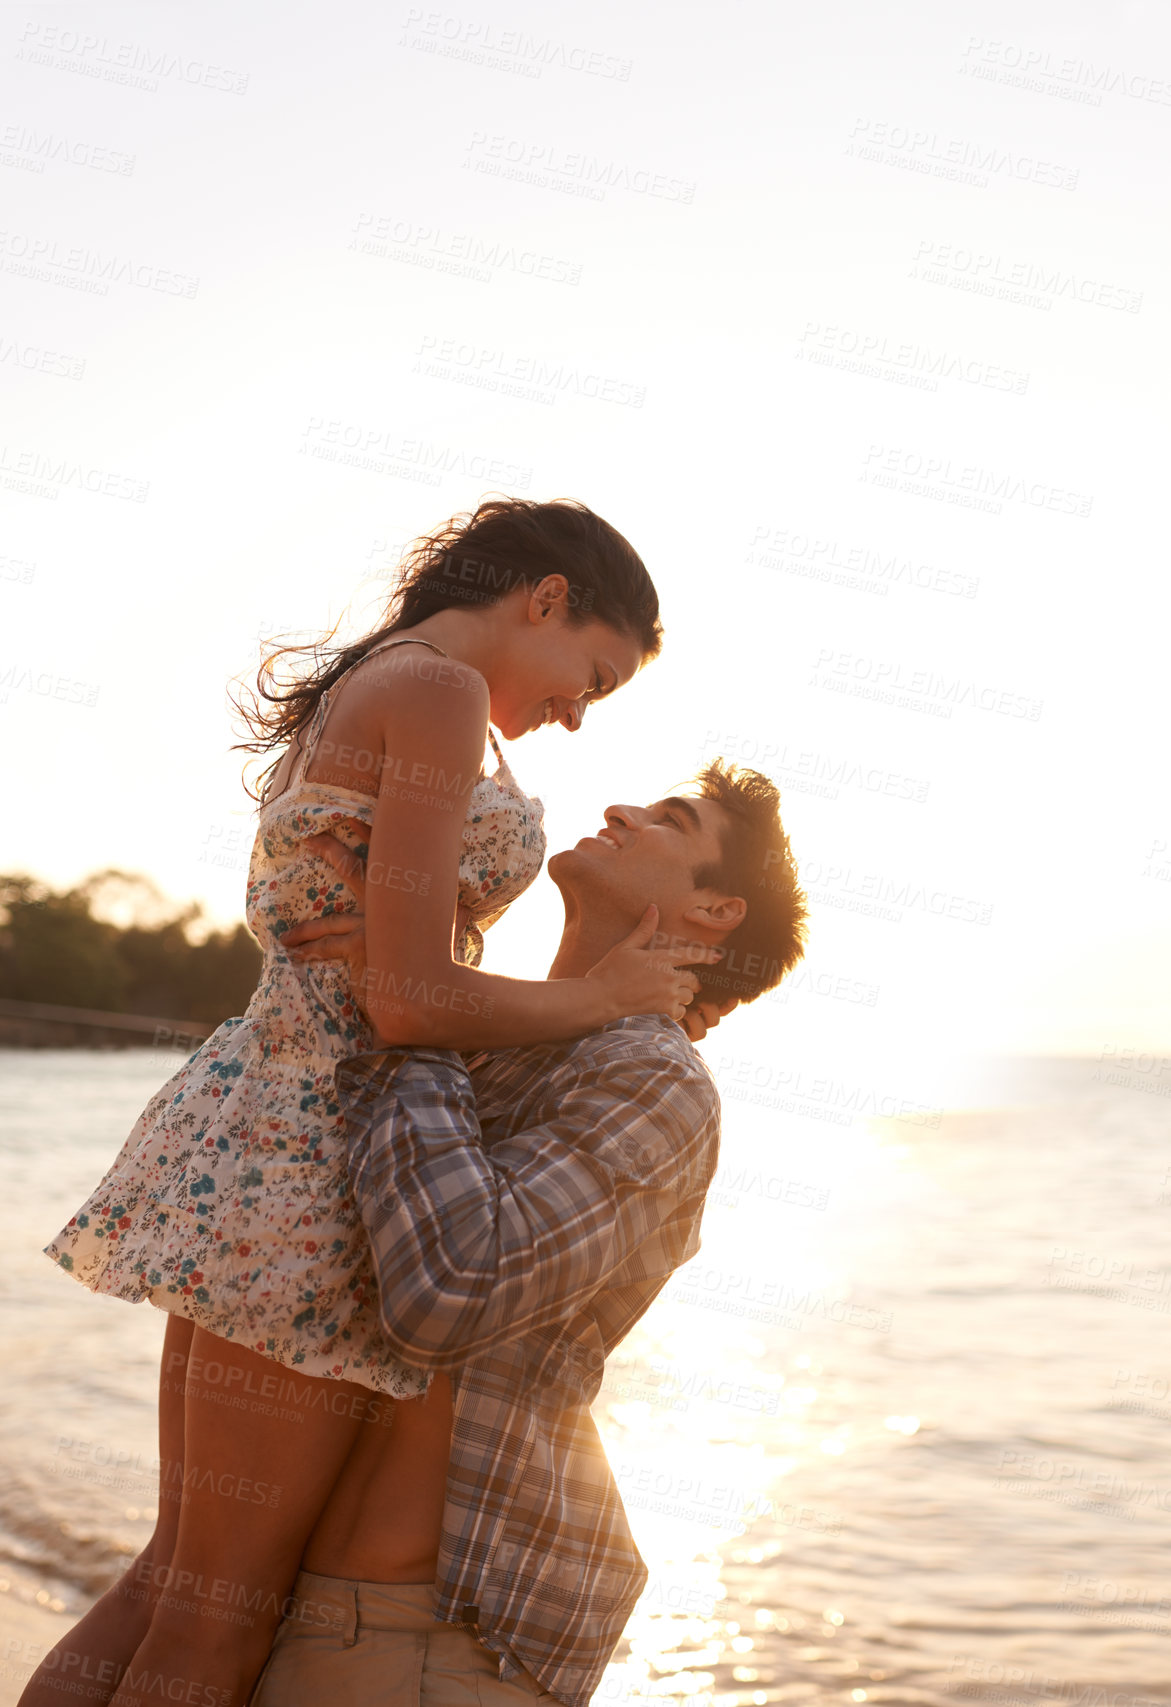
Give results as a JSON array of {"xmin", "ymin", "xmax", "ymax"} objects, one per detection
[{"xmin": 3, "ymin": 0, "xmax": 1168, "ymax": 1092}]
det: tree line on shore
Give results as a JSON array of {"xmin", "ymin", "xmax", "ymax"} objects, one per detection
[{"xmin": 0, "ymin": 870, "xmax": 262, "ymax": 1025}]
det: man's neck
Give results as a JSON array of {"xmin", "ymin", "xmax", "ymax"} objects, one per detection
[{"xmin": 546, "ymin": 895, "xmax": 630, "ymax": 984}]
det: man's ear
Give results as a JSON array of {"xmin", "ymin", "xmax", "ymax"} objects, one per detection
[{"xmin": 683, "ymin": 894, "xmax": 747, "ymax": 932}]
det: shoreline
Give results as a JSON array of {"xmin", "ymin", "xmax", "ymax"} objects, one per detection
[{"xmin": 0, "ymin": 1000, "xmax": 211, "ymax": 1052}]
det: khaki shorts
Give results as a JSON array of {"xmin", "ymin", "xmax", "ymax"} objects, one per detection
[{"xmin": 251, "ymin": 1572, "xmax": 558, "ymax": 1706}]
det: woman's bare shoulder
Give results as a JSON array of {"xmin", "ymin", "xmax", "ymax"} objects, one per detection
[
  {"xmin": 335, "ymin": 642, "xmax": 488, "ymax": 726},
  {"xmin": 302, "ymin": 643, "xmax": 489, "ymax": 795}
]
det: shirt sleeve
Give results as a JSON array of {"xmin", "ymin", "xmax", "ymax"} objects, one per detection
[{"xmin": 338, "ymin": 1045, "xmax": 717, "ymax": 1371}]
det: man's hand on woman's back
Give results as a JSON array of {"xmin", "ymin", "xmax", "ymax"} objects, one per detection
[
  {"xmin": 282, "ymin": 827, "xmax": 370, "ymax": 994},
  {"xmin": 282, "ymin": 828, "xmax": 472, "ymax": 1001}
]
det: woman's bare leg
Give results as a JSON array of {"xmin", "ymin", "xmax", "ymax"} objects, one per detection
[
  {"xmin": 17, "ymin": 1315, "xmax": 193, "ymax": 1707},
  {"xmin": 106, "ymin": 1327, "xmax": 377, "ymax": 1707}
]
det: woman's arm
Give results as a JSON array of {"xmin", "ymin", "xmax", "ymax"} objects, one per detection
[
  {"xmin": 287, "ymin": 863, "xmax": 736, "ymax": 1047},
  {"xmin": 312, "ymin": 651, "xmax": 711, "ymax": 1051}
]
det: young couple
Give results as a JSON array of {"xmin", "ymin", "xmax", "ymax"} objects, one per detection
[{"xmin": 23, "ymin": 497, "xmax": 807, "ymax": 1707}]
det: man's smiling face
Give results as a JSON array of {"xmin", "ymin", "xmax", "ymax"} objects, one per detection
[{"xmin": 548, "ymin": 793, "xmax": 740, "ymax": 944}]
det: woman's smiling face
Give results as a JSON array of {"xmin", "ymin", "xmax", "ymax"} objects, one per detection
[{"xmin": 486, "ymin": 581, "xmax": 648, "ymax": 740}]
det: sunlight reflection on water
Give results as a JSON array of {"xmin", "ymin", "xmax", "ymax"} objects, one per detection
[
  {"xmin": 590, "ymin": 1057, "xmax": 1171, "ymax": 1705},
  {"xmin": 590, "ymin": 1106, "xmax": 897, "ymax": 1706}
]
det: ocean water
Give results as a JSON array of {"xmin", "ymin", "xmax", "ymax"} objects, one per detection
[{"xmin": 1, "ymin": 1047, "xmax": 1169, "ymax": 1707}]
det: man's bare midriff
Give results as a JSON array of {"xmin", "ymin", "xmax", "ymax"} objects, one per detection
[{"xmin": 301, "ymin": 1371, "xmax": 454, "ymax": 1581}]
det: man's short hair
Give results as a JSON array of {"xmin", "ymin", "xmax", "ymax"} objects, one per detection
[{"xmin": 689, "ymin": 759, "xmax": 807, "ymax": 1006}]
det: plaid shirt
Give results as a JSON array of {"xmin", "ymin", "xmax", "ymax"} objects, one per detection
[{"xmin": 334, "ymin": 1014, "xmax": 721, "ymax": 1707}]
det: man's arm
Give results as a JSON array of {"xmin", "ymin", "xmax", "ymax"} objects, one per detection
[{"xmin": 338, "ymin": 1045, "xmax": 718, "ymax": 1372}]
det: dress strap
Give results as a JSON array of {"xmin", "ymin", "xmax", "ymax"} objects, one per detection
[
  {"xmin": 265, "ymin": 634, "xmax": 452, "ymax": 802},
  {"xmin": 365, "ymin": 635, "xmax": 450, "ymax": 665},
  {"xmin": 486, "ymin": 728, "xmax": 504, "ymax": 768}
]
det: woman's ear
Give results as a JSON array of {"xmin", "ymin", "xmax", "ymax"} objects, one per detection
[
  {"xmin": 528, "ymin": 574, "xmax": 571, "ymax": 622},
  {"xmin": 683, "ymin": 895, "xmax": 748, "ymax": 931}
]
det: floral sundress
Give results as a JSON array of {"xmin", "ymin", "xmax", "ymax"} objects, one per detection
[{"xmin": 44, "ymin": 637, "xmax": 546, "ymax": 1396}]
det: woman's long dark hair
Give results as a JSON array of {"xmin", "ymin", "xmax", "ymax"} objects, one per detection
[{"xmin": 232, "ymin": 496, "xmax": 662, "ymax": 799}]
